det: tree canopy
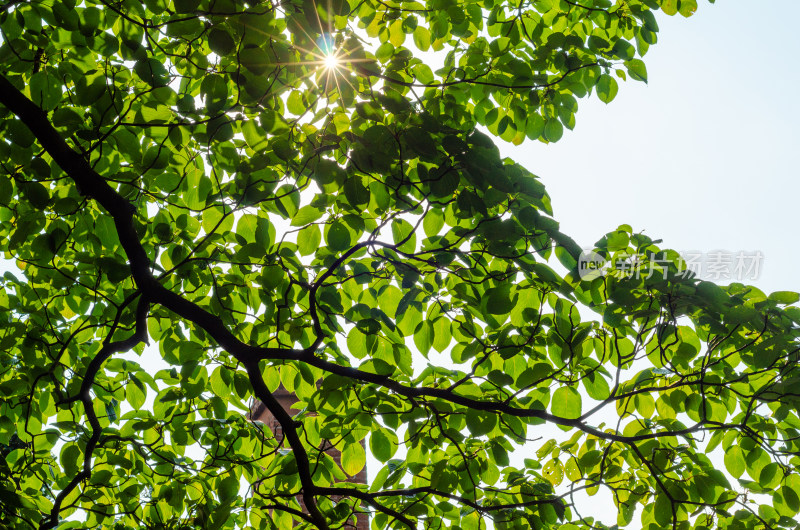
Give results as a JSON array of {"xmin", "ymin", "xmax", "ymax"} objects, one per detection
[{"xmin": 2, "ymin": 0, "xmax": 800, "ymax": 528}]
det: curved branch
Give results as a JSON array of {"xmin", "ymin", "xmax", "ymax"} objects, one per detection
[
  {"xmin": 59, "ymin": 294, "xmax": 149, "ymax": 405},
  {"xmin": 316, "ymin": 487, "xmax": 416, "ymax": 528},
  {"xmin": 0, "ymin": 75, "xmax": 308, "ymax": 364},
  {"xmin": 245, "ymin": 362, "xmax": 330, "ymax": 529},
  {"xmin": 41, "ymin": 296, "xmax": 149, "ymax": 529}
]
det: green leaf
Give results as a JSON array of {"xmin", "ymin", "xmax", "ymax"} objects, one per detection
[
  {"xmin": 218, "ymin": 475, "xmax": 239, "ymax": 503},
  {"xmin": 486, "ymin": 285, "xmax": 515, "ymax": 315},
  {"xmin": 430, "ymin": 170, "xmax": 459, "ymax": 197},
  {"xmin": 612, "ymin": 40, "xmax": 636, "ymax": 61},
  {"xmin": 327, "ymin": 221, "xmax": 351, "ymax": 251},
  {"xmin": 465, "ymin": 409, "xmax": 497, "ymax": 437},
  {"xmin": 242, "ymin": 120, "xmax": 268, "ymax": 151},
  {"xmin": 61, "ymin": 444, "xmax": 81, "ymax": 477},
  {"xmin": 21, "ymin": 181, "xmax": 50, "ymax": 209},
  {"xmin": 551, "ymin": 387, "xmax": 581, "ymax": 420},
  {"xmin": 391, "ymin": 219, "xmax": 415, "ymax": 252},
  {"xmin": 543, "ymin": 119, "xmax": 563, "ymax": 142},
  {"xmin": 6, "ymin": 120, "xmax": 35, "ymax": 147},
  {"xmin": 759, "ymin": 462, "xmax": 781, "ymax": 489},
  {"xmin": 431, "ymin": 318, "xmax": 451, "ymax": 353},
  {"xmin": 29, "ymin": 72, "xmax": 61, "ymax": 111},
  {"xmin": 724, "ymin": 446, "xmax": 745, "ymax": 479},
  {"xmin": 286, "ymin": 91, "xmax": 306, "ymax": 116},
  {"xmin": 236, "ymin": 214, "xmax": 259, "ymax": 244},
  {"xmin": 769, "ymin": 291, "xmax": 799, "ymax": 305},
  {"xmin": 208, "ymin": 27, "xmax": 236, "ymax": 56},
  {"xmin": 344, "ymin": 177, "xmax": 370, "ymax": 208},
  {"xmin": 423, "ymin": 209, "xmax": 444, "ymax": 238},
  {"xmin": 297, "ymin": 225, "xmax": 321, "ymax": 256},
  {"xmin": 679, "ymin": 0, "xmax": 698, "ymax": 17},
  {"xmin": 210, "ymin": 367, "xmax": 229, "ymax": 397},
  {"xmin": 413, "ymin": 26, "xmax": 431, "ymax": 51},
  {"xmin": 201, "ymin": 74, "xmax": 228, "ymax": 113},
  {"xmin": 583, "ymin": 372, "xmax": 610, "ymax": 400},
  {"xmin": 341, "ymin": 442, "xmax": 366, "ymax": 476},
  {"xmin": 355, "ymin": 101, "xmax": 384, "ymax": 122},
  {"xmin": 661, "ymin": 0, "xmax": 678, "ymax": 16},
  {"xmin": 291, "ymin": 205, "xmax": 324, "ymax": 226},
  {"xmin": 240, "ymin": 47, "xmax": 271, "ymax": 76},
  {"xmin": 596, "ymin": 74, "xmax": 618, "ymax": 104},
  {"xmin": 624, "ymin": 59, "xmax": 648, "ymax": 83},
  {"xmin": 526, "ymin": 113, "xmax": 545, "ymax": 140},
  {"xmin": 174, "ymin": 0, "xmax": 201, "ymax": 13},
  {"xmin": 413, "ymin": 320, "xmax": 433, "ymax": 356},
  {"xmin": 207, "ymin": 116, "xmax": 233, "ymax": 142},
  {"xmin": 653, "ymin": 493, "xmax": 671, "ymax": 526},
  {"xmin": 542, "ymin": 460, "xmax": 563, "ymax": 486},
  {"xmin": 370, "ymin": 430, "xmax": 396, "ymax": 463},
  {"xmin": 126, "ymin": 382, "xmax": 146, "ymax": 410},
  {"xmin": 134, "ymin": 58, "xmax": 169, "ymax": 87},
  {"xmin": 412, "ymin": 64, "xmax": 434, "ymax": 84}
]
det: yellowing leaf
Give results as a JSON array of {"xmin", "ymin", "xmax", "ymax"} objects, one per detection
[{"xmin": 389, "ymin": 19, "xmax": 405, "ymax": 46}]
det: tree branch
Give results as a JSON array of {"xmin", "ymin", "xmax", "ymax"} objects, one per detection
[
  {"xmin": 40, "ymin": 296, "xmax": 150, "ymax": 529},
  {"xmin": 0, "ymin": 74, "xmax": 308, "ymax": 364},
  {"xmin": 245, "ymin": 361, "xmax": 330, "ymax": 529}
]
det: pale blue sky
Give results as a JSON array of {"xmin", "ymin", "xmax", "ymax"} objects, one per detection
[{"xmin": 502, "ymin": 0, "xmax": 800, "ymax": 294}]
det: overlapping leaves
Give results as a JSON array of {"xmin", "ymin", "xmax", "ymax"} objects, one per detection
[{"xmin": 1, "ymin": 0, "xmax": 798, "ymax": 529}]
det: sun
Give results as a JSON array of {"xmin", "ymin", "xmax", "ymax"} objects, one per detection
[{"xmin": 323, "ymin": 53, "xmax": 340, "ymax": 71}]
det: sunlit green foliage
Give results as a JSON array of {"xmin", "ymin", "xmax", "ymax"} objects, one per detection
[{"xmin": 2, "ymin": 0, "xmax": 800, "ymax": 528}]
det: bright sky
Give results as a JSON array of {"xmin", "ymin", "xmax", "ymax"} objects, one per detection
[
  {"xmin": 495, "ymin": 6, "xmax": 800, "ymax": 521},
  {"xmin": 500, "ymin": 0, "xmax": 800, "ymax": 295}
]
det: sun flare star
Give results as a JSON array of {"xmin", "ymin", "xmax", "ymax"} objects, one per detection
[{"xmin": 323, "ymin": 54, "xmax": 340, "ymax": 70}]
